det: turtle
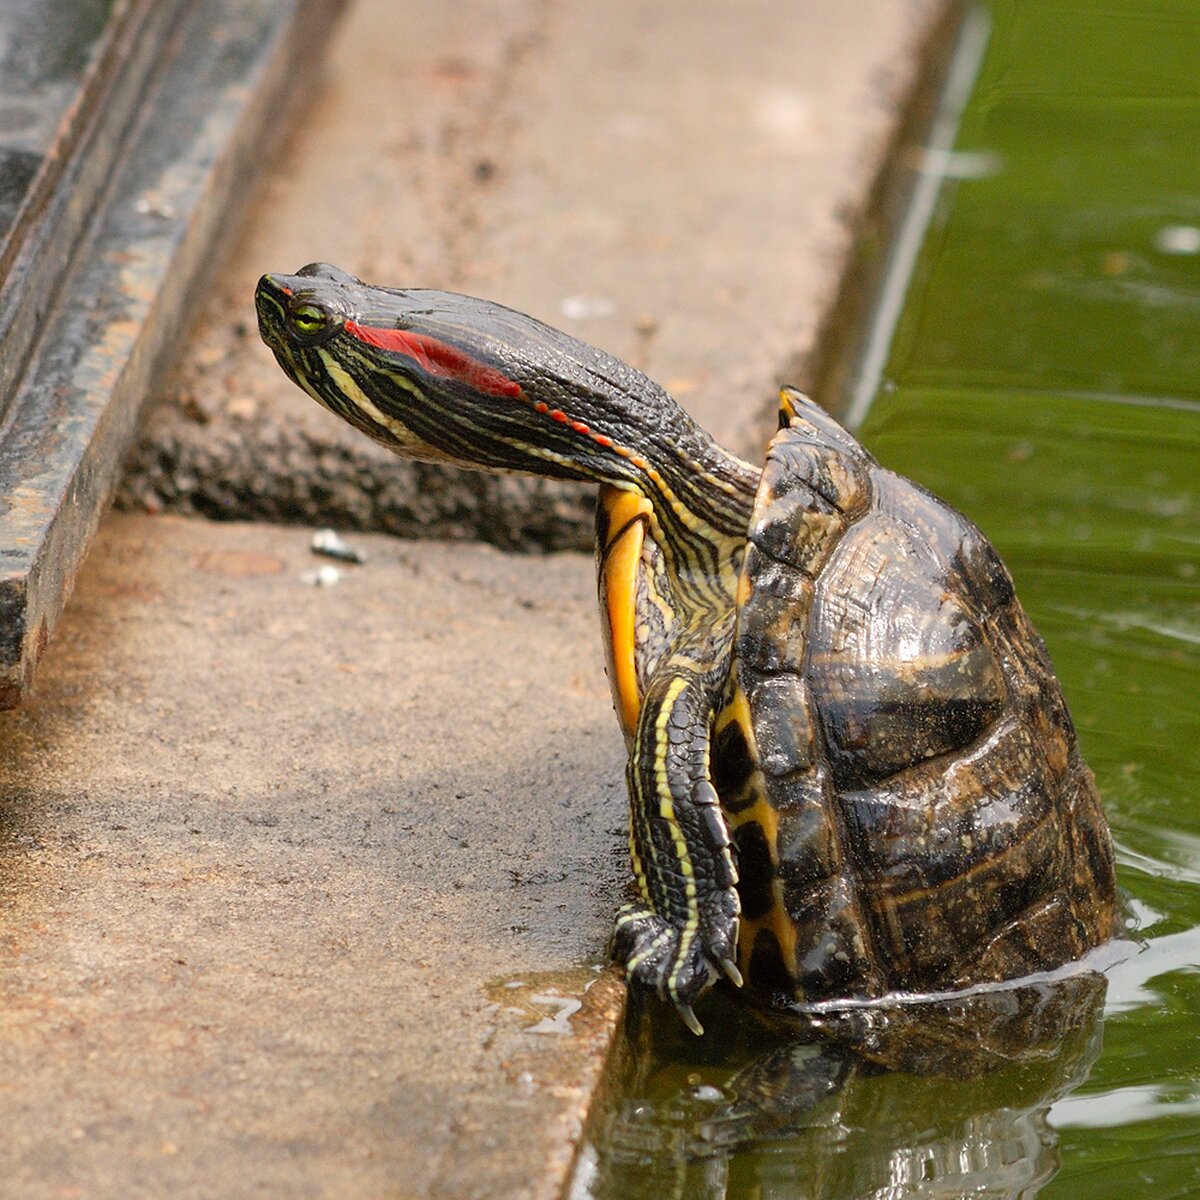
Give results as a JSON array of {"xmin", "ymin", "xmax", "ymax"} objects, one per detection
[{"xmin": 254, "ymin": 263, "xmax": 1118, "ymax": 1036}]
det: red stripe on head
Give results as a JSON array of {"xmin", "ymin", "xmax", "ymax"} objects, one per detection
[{"xmin": 344, "ymin": 321, "xmax": 522, "ymax": 398}]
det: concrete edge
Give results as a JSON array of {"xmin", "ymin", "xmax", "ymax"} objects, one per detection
[{"xmin": 791, "ymin": 0, "xmax": 967, "ymax": 421}]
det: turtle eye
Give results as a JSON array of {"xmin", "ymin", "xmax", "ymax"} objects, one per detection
[{"xmin": 289, "ymin": 303, "xmax": 329, "ymax": 339}]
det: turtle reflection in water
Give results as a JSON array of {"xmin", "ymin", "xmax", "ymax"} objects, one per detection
[
  {"xmin": 255, "ymin": 266, "xmax": 1117, "ymax": 1043},
  {"xmin": 591, "ymin": 967, "xmax": 1108, "ymax": 1200}
]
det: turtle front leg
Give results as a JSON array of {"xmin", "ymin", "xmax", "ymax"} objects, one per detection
[{"xmin": 612, "ymin": 657, "xmax": 743, "ymax": 1034}]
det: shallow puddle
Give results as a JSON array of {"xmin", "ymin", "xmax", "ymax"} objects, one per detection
[{"xmin": 485, "ymin": 966, "xmax": 604, "ymax": 1034}]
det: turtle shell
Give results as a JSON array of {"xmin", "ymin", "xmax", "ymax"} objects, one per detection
[{"xmin": 714, "ymin": 391, "xmax": 1117, "ymax": 1004}]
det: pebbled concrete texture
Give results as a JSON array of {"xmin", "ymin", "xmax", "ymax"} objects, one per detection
[
  {"xmin": 0, "ymin": 515, "xmax": 626, "ymax": 1200},
  {"xmin": 116, "ymin": 0, "xmax": 944, "ymax": 549}
]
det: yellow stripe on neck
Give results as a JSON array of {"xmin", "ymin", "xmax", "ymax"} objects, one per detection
[{"xmin": 319, "ymin": 348, "xmax": 457, "ymax": 462}]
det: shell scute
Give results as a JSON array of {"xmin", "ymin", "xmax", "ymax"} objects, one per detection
[
  {"xmin": 749, "ymin": 675, "xmax": 816, "ymax": 777},
  {"xmin": 748, "ymin": 488, "xmax": 845, "ymax": 577},
  {"xmin": 864, "ymin": 816, "xmax": 1063, "ymax": 987},
  {"xmin": 838, "ymin": 715, "xmax": 1055, "ymax": 885},
  {"xmin": 954, "ymin": 895, "xmax": 1084, "ymax": 983},
  {"xmin": 807, "ymin": 510, "xmax": 1008, "ymax": 787},
  {"xmin": 839, "ymin": 715, "xmax": 1074, "ymax": 986},
  {"xmin": 777, "ymin": 387, "xmax": 869, "ymax": 461},
  {"xmin": 790, "ymin": 877, "xmax": 880, "ymax": 996},
  {"xmin": 772, "ymin": 773, "xmax": 840, "ymax": 893},
  {"xmin": 1060, "ymin": 765, "xmax": 1118, "ymax": 934},
  {"xmin": 762, "ymin": 430, "xmax": 872, "ymax": 519},
  {"xmin": 735, "ymin": 545, "xmax": 813, "ymax": 674},
  {"xmin": 876, "ymin": 469, "xmax": 1016, "ymax": 621}
]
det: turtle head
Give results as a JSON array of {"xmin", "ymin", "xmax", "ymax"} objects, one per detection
[
  {"xmin": 257, "ymin": 263, "xmax": 691, "ymax": 483},
  {"xmin": 257, "ymin": 263, "xmax": 540, "ymax": 470},
  {"xmin": 256, "ymin": 264, "xmax": 759, "ymax": 540}
]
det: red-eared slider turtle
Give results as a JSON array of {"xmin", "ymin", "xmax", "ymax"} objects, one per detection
[{"xmin": 255, "ymin": 264, "xmax": 1118, "ymax": 1035}]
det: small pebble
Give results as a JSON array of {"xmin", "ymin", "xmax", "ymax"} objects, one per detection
[
  {"xmin": 311, "ymin": 527, "xmax": 367, "ymax": 564},
  {"xmin": 134, "ymin": 194, "xmax": 177, "ymax": 220},
  {"xmin": 300, "ymin": 565, "xmax": 341, "ymax": 587},
  {"xmin": 560, "ymin": 295, "xmax": 617, "ymax": 321}
]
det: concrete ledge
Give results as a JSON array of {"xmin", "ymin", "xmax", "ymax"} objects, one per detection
[
  {"xmin": 0, "ymin": 0, "xmax": 188, "ymax": 419},
  {"xmin": 0, "ymin": 514, "xmax": 627, "ymax": 1199},
  {"xmin": 0, "ymin": 4, "xmax": 962, "ymax": 1195}
]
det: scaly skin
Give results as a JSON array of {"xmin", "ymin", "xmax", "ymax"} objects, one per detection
[{"xmin": 256, "ymin": 263, "xmax": 759, "ymax": 1029}]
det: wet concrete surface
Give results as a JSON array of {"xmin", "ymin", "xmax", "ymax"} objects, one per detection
[
  {"xmin": 0, "ymin": 515, "xmax": 625, "ymax": 1199},
  {"xmin": 116, "ymin": 0, "xmax": 944, "ymax": 549}
]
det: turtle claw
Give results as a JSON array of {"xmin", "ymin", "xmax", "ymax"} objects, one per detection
[
  {"xmin": 612, "ymin": 897, "xmax": 740, "ymax": 1031},
  {"xmin": 676, "ymin": 1002, "xmax": 705, "ymax": 1037}
]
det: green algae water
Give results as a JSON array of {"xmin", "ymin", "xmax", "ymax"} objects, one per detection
[{"xmin": 576, "ymin": 2, "xmax": 1200, "ymax": 1196}]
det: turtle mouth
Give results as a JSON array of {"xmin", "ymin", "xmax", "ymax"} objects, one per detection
[{"xmin": 254, "ymin": 274, "xmax": 291, "ymax": 352}]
